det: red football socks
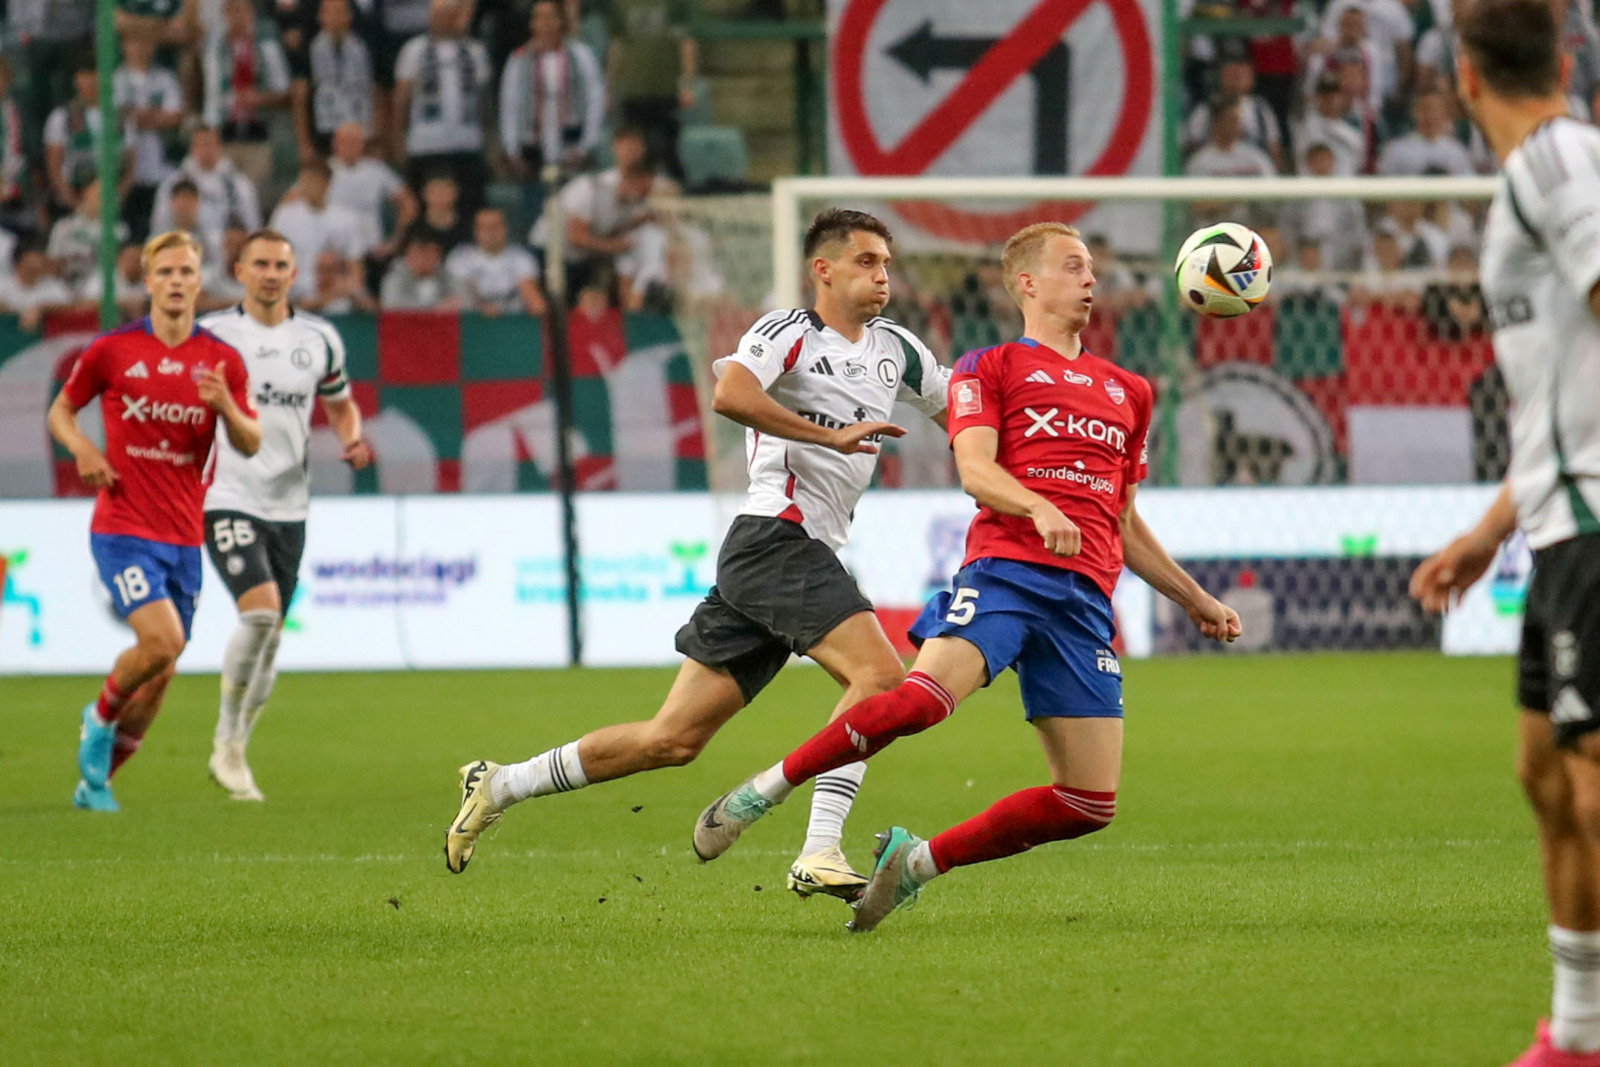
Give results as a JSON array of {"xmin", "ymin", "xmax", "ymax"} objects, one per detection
[
  {"xmin": 929, "ymin": 786, "xmax": 1117, "ymax": 872},
  {"xmin": 109, "ymin": 730, "xmax": 143, "ymax": 778},
  {"xmin": 95, "ymin": 675, "xmax": 129, "ymax": 724},
  {"xmin": 782, "ymin": 672, "xmax": 955, "ymax": 785}
]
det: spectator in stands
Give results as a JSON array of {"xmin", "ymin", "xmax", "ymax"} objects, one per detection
[
  {"xmin": 1415, "ymin": 0, "xmax": 1466, "ymax": 94},
  {"xmin": 1274, "ymin": 239, "xmax": 1347, "ymax": 305},
  {"xmin": 10, "ymin": 0, "xmax": 94, "ymax": 156},
  {"xmin": 1083, "ymin": 234, "xmax": 1154, "ymax": 314},
  {"xmin": 372, "ymin": 0, "xmax": 433, "ymax": 157},
  {"xmin": 1233, "ymin": 0, "xmax": 1300, "ymax": 141},
  {"xmin": 1294, "ymin": 72, "xmax": 1368, "ymax": 175},
  {"xmin": 1303, "ymin": 7, "xmax": 1393, "ymax": 119},
  {"xmin": 328, "ymin": 122, "xmax": 416, "ymax": 259},
  {"xmin": 1317, "ymin": 0, "xmax": 1414, "ymax": 94},
  {"xmin": 0, "ymin": 242, "xmax": 77, "ymax": 330},
  {"xmin": 269, "ymin": 0, "xmax": 321, "ymax": 77},
  {"xmin": 0, "ymin": 59, "xmax": 33, "ymax": 236},
  {"xmin": 407, "ymin": 173, "xmax": 472, "ymax": 255},
  {"xmin": 44, "ymin": 62, "xmax": 135, "ymax": 216},
  {"xmin": 1183, "ymin": 50, "xmax": 1283, "ymax": 172},
  {"xmin": 1377, "ymin": 90, "xmax": 1476, "ymax": 176},
  {"xmin": 530, "ymin": 125, "xmax": 678, "ymax": 303},
  {"xmin": 202, "ymin": 0, "xmax": 294, "ymax": 193},
  {"xmin": 48, "ymin": 179, "xmax": 130, "ymax": 291},
  {"xmin": 269, "ymin": 159, "xmax": 372, "ymax": 299},
  {"xmin": 153, "ymin": 127, "xmax": 263, "ymax": 252},
  {"xmin": 201, "ymin": 223, "xmax": 251, "ymax": 309},
  {"xmin": 1279, "ymin": 143, "xmax": 1367, "ymax": 270},
  {"xmin": 115, "ymin": 35, "xmax": 185, "ymax": 242},
  {"xmin": 445, "ymin": 207, "xmax": 547, "ymax": 315},
  {"xmin": 1376, "ymin": 199, "xmax": 1449, "ymax": 269},
  {"xmin": 79, "ymin": 243, "xmax": 149, "ymax": 319},
  {"xmin": 304, "ymin": 247, "xmax": 377, "ymax": 312},
  {"xmin": 165, "ymin": 179, "xmax": 227, "ymax": 270},
  {"xmin": 1351, "ymin": 230, "xmax": 1424, "ymax": 313},
  {"xmin": 1566, "ymin": 0, "xmax": 1600, "ymax": 110},
  {"xmin": 1183, "ymin": 101, "xmax": 1277, "ymax": 177},
  {"xmin": 499, "ymin": 0, "xmax": 607, "ymax": 180},
  {"xmin": 115, "ymin": 0, "xmax": 198, "ymax": 47},
  {"xmin": 393, "ymin": 0, "xmax": 493, "ymax": 213},
  {"xmin": 1422, "ymin": 244, "xmax": 1485, "ymax": 342},
  {"xmin": 296, "ymin": 0, "xmax": 377, "ymax": 162},
  {"xmin": 380, "ymin": 232, "xmax": 462, "ymax": 308}
]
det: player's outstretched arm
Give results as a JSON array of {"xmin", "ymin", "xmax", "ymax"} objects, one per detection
[
  {"xmin": 952, "ymin": 426, "xmax": 1081, "ymax": 556},
  {"xmin": 199, "ymin": 367, "xmax": 263, "ymax": 457},
  {"xmin": 711, "ymin": 362, "xmax": 905, "ymax": 455},
  {"xmin": 321, "ymin": 395, "xmax": 372, "ymax": 469},
  {"xmin": 1120, "ymin": 486, "xmax": 1240, "ymax": 643},
  {"xmin": 47, "ymin": 391, "xmax": 117, "ymax": 489},
  {"xmin": 1409, "ymin": 481, "xmax": 1518, "ymax": 613}
]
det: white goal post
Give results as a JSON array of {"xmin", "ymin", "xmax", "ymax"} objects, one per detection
[{"xmin": 769, "ymin": 175, "xmax": 1501, "ymax": 307}]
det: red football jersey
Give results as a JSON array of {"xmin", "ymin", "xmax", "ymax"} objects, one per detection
[
  {"xmin": 61, "ymin": 318, "xmax": 254, "ymax": 547},
  {"xmin": 947, "ymin": 338, "xmax": 1154, "ymax": 597}
]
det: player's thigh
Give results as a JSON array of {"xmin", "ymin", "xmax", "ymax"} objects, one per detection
[
  {"xmin": 92, "ymin": 534, "xmax": 189, "ymax": 638},
  {"xmin": 235, "ymin": 581, "xmax": 283, "ymax": 615},
  {"xmin": 906, "ymin": 636, "xmax": 991, "ymax": 704},
  {"xmin": 1034, "ymin": 716, "xmax": 1124, "ymax": 792},
  {"xmin": 674, "ymin": 588, "xmax": 791, "ymax": 705},
  {"xmin": 1518, "ymin": 708, "xmax": 1571, "ymax": 811},
  {"xmin": 804, "ymin": 610, "xmax": 906, "ymax": 692},
  {"xmin": 204, "ymin": 510, "xmax": 278, "ymax": 610},
  {"xmin": 648, "ymin": 657, "xmax": 749, "ymax": 748}
]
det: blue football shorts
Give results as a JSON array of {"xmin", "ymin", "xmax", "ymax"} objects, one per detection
[
  {"xmin": 910, "ymin": 557, "xmax": 1123, "ymax": 719},
  {"xmin": 90, "ymin": 533, "xmax": 203, "ymax": 640}
]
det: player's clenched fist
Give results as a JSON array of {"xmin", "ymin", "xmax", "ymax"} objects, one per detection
[
  {"xmin": 1028, "ymin": 500, "xmax": 1081, "ymax": 556},
  {"xmin": 197, "ymin": 366, "xmax": 235, "ymax": 413},
  {"xmin": 1189, "ymin": 595, "xmax": 1242, "ymax": 643},
  {"xmin": 74, "ymin": 448, "xmax": 118, "ymax": 489}
]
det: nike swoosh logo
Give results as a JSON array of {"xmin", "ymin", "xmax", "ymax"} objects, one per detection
[{"xmin": 701, "ymin": 800, "xmax": 727, "ymax": 829}]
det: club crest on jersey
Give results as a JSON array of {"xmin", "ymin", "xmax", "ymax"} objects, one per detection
[
  {"xmin": 125, "ymin": 361, "xmax": 149, "ymax": 379},
  {"xmin": 190, "ymin": 362, "xmax": 212, "ymax": 383},
  {"xmin": 291, "ymin": 347, "xmax": 312, "ymax": 370},
  {"xmin": 954, "ymin": 380, "xmax": 982, "ymax": 417},
  {"xmin": 159, "ymin": 356, "xmax": 185, "ymax": 375},
  {"xmin": 744, "ymin": 338, "xmax": 773, "ymax": 366},
  {"xmin": 876, "ymin": 359, "xmax": 899, "ymax": 388},
  {"xmin": 1063, "ymin": 369, "xmax": 1094, "ymax": 386},
  {"xmin": 1104, "ymin": 379, "xmax": 1126, "ymax": 405}
]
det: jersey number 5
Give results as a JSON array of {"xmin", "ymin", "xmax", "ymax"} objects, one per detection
[
  {"xmin": 945, "ymin": 588, "xmax": 980, "ymax": 626},
  {"xmin": 212, "ymin": 518, "xmax": 256, "ymax": 552}
]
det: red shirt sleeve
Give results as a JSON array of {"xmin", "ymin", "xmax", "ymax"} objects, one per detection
[
  {"xmin": 221, "ymin": 345, "xmax": 256, "ymax": 418},
  {"xmin": 60, "ymin": 338, "xmax": 108, "ymax": 408},
  {"xmin": 1126, "ymin": 375, "xmax": 1154, "ymax": 487},
  {"xmin": 947, "ymin": 347, "xmax": 1006, "ymax": 443}
]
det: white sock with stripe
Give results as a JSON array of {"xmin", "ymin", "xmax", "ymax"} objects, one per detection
[
  {"xmin": 492, "ymin": 741, "xmax": 590, "ymax": 808},
  {"xmin": 801, "ymin": 761, "xmax": 866, "ymax": 855}
]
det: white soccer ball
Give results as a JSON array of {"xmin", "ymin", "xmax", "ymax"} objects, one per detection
[{"xmin": 1173, "ymin": 222, "xmax": 1273, "ymax": 318}]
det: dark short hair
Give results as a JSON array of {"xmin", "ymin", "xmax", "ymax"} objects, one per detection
[
  {"xmin": 170, "ymin": 178, "xmax": 201, "ymax": 199},
  {"xmin": 240, "ymin": 228, "xmax": 296, "ymax": 258},
  {"xmin": 803, "ymin": 208, "xmax": 892, "ymax": 260},
  {"xmin": 1459, "ymin": 0, "xmax": 1562, "ymax": 98}
]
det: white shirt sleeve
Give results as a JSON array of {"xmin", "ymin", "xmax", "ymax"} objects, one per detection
[
  {"xmin": 510, "ymin": 247, "xmax": 538, "ymax": 281},
  {"xmin": 1533, "ymin": 139, "xmax": 1600, "ymax": 303},
  {"xmin": 713, "ymin": 313, "xmax": 800, "ymax": 391},
  {"xmin": 317, "ymin": 321, "xmax": 353, "ymax": 400},
  {"xmin": 393, "ymin": 36, "xmax": 422, "ymax": 84},
  {"xmin": 893, "ymin": 329, "xmax": 949, "ymax": 418}
]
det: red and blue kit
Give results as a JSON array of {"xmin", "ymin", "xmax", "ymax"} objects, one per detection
[
  {"xmin": 62, "ymin": 318, "xmax": 252, "ymax": 633},
  {"xmin": 911, "ymin": 338, "xmax": 1155, "ymax": 719}
]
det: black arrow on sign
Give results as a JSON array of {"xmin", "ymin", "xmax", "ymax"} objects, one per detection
[{"xmin": 886, "ymin": 19, "xmax": 1071, "ymax": 174}]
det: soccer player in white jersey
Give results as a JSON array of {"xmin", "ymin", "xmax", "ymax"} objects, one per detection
[
  {"xmin": 199, "ymin": 229, "xmax": 372, "ymax": 800},
  {"xmin": 1411, "ymin": 3, "xmax": 1600, "ymax": 1063},
  {"xmin": 446, "ymin": 209, "xmax": 951, "ymax": 900}
]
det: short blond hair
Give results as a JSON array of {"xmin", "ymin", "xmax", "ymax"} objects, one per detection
[
  {"xmin": 1001, "ymin": 222, "xmax": 1082, "ymax": 307},
  {"xmin": 141, "ymin": 230, "xmax": 204, "ymax": 273}
]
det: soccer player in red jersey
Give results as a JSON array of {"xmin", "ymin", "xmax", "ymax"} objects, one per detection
[
  {"xmin": 48, "ymin": 230, "xmax": 260, "ymax": 812},
  {"xmin": 696, "ymin": 222, "xmax": 1243, "ymax": 930}
]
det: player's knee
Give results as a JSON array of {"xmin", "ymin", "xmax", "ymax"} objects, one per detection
[
  {"xmin": 854, "ymin": 658, "xmax": 908, "ymax": 696},
  {"xmin": 139, "ymin": 632, "xmax": 185, "ymax": 672},
  {"xmin": 1517, "ymin": 751, "xmax": 1571, "ymax": 824}
]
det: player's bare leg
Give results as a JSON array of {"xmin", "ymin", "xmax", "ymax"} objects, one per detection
[
  {"xmin": 1516, "ymin": 714, "xmax": 1600, "ymax": 1063},
  {"xmin": 446, "ymin": 660, "xmax": 747, "ymax": 872},
  {"xmin": 78, "ymin": 600, "xmax": 186, "ymax": 805},
  {"xmin": 786, "ymin": 610, "xmax": 906, "ymax": 901},
  {"xmin": 696, "ymin": 636, "xmax": 988, "ymax": 863},
  {"xmin": 211, "ymin": 580, "xmax": 281, "ymax": 801}
]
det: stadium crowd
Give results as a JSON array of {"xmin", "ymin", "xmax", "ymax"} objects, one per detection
[{"xmin": 0, "ymin": 0, "xmax": 701, "ymax": 324}]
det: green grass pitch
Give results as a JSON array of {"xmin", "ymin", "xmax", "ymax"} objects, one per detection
[{"xmin": 0, "ymin": 653, "xmax": 1548, "ymax": 1065}]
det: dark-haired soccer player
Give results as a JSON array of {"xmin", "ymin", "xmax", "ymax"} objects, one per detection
[
  {"xmin": 695, "ymin": 222, "xmax": 1241, "ymax": 932},
  {"xmin": 1411, "ymin": 0, "xmax": 1600, "ymax": 1061},
  {"xmin": 446, "ymin": 209, "xmax": 949, "ymax": 900},
  {"xmin": 48, "ymin": 230, "xmax": 259, "ymax": 812}
]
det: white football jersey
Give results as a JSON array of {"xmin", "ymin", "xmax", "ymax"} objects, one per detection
[
  {"xmin": 201, "ymin": 306, "xmax": 352, "ymax": 522},
  {"xmin": 1481, "ymin": 117, "xmax": 1600, "ymax": 548},
  {"xmin": 714, "ymin": 309, "xmax": 949, "ymax": 552}
]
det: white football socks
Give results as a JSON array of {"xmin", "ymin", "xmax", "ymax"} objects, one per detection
[
  {"xmin": 216, "ymin": 610, "xmax": 277, "ymax": 746},
  {"xmin": 492, "ymin": 741, "xmax": 590, "ymax": 808},
  {"xmin": 751, "ymin": 762, "xmax": 795, "ymax": 804},
  {"xmin": 239, "ymin": 624, "xmax": 282, "ymax": 744},
  {"xmin": 1551, "ymin": 925, "xmax": 1600, "ymax": 1052},
  {"xmin": 906, "ymin": 840, "xmax": 940, "ymax": 884},
  {"xmin": 802, "ymin": 761, "xmax": 866, "ymax": 855}
]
